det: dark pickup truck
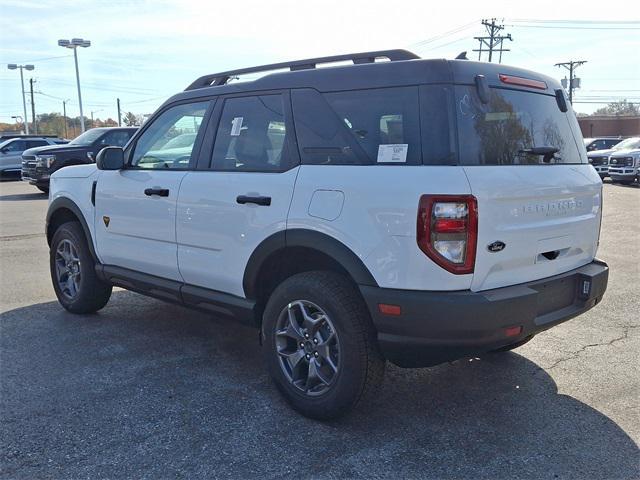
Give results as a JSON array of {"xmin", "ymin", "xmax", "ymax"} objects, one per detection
[{"xmin": 21, "ymin": 127, "xmax": 137, "ymax": 193}]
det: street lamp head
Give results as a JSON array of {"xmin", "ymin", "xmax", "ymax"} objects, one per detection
[
  {"xmin": 81, "ymin": 40, "xmax": 91, "ymax": 48},
  {"xmin": 58, "ymin": 39, "xmax": 71, "ymax": 47},
  {"xmin": 7, "ymin": 64, "xmax": 17, "ymax": 70},
  {"xmin": 24, "ymin": 65, "xmax": 35, "ymax": 71}
]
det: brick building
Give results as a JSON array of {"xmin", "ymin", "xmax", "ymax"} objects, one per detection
[{"xmin": 578, "ymin": 116, "xmax": 640, "ymax": 137}]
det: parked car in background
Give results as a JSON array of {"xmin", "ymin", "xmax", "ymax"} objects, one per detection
[
  {"xmin": 583, "ymin": 137, "xmax": 623, "ymax": 152},
  {"xmin": 609, "ymin": 148, "xmax": 640, "ymax": 184},
  {"xmin": 0, "ymin": 133, "xmax": 66, "ymax": 142},
  {"xmin": 22, "ymin": 127, "xmax": 137, "ymax": 193},
  {"xmin": 587, "ymin": 137, "xmax": 640, "ymax": 179},
  {"xmin": 0, "ymin": 136, "xmax": 67, "ymax": 176}
]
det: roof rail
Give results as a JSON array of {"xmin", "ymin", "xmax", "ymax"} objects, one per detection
[{"xmin": 185, "ymin": 49, "xmax": 420, "ymax": 91}]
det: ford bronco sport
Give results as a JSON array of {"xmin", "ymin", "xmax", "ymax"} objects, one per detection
[{"xmin": 45, "ymin": 50, "xmax": 609, "ymax": 419}]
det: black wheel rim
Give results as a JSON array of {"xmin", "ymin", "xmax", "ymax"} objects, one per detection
[
  {"xmin": 54, "ymin": 238, "xmax": 81, "ymax": 300},
  {"xmin": 275, "ymin": 300, "xmax": 340, "ymax": 396}
]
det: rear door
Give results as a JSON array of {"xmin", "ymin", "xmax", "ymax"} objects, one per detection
[
  {"xmin": 176, "ymin": 91, "xmax": 299, "ymax": 298},
  {"xmin": 455, "ymin": 85, "xmax": 602, "ymax": 292}
]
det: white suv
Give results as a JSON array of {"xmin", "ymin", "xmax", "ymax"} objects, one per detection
[{"xmin": 45, "ymin": 50, "xmax": 609, "ymax": 419}]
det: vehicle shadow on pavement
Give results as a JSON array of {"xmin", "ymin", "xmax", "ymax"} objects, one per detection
[
  {"xmin": 1, "ymin": 291, "xmax": 638, "ymax": 479},
  {"xmin": 0, "ymin": 192, "xmax": 47, "ymax": 201}
]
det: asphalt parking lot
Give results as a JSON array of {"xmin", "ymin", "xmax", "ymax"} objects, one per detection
[{"xmin": 0, "ymin": 179, "xmax": 638, "ymax": 479}]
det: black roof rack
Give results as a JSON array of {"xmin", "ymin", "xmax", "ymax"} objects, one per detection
[{"xmin": 185, "ymin": 49, "xmax": 420, "ymax": 91}]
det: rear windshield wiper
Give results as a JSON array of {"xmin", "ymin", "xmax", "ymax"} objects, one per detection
[{"xmin": 519, "ymin": 146, "xmax": 559, "ymax": 163}]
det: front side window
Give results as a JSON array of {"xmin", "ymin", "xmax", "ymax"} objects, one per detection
[
  {"xmin": 131, "ymin": 102, "xmax": 209, "ymax": 169},
  {"xmin": 211, "ymin": 95, "xmax": 291, "ymax": 171},
  {"xmin": 3, "ymin": 140, "xmax": 26, "ymax": 152},
  {"xmin": 456, "ymin": 86, "xmax": 586, "ymax": 165}
]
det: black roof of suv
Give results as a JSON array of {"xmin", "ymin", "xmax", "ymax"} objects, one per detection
[{"xmin": 165, "ymin": 49, "xmax": 564, "ymax": 108}]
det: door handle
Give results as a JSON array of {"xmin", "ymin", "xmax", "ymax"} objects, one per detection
[
  {"xmin": 236, "ymin": 195, "xmax": 271, "ymax": 206},
  {"xmin": 144, "ymin": 188, "xmax": 169, "ymax": 197}
]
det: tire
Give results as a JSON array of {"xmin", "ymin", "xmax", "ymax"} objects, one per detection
[
  {"xmin": 491, "ymin": 335, "xmax": 535, "ymax": 353},
  {"xmin": 262, "ymin": 271, "xmax": 385, "ymax": 420},
  {"xmin": 50, "ymin": 221, "xmax": 112, "ymax": 314},
  {"xmin": 37, "ymin": 186, "xmax": 49, "ymax": 194}
]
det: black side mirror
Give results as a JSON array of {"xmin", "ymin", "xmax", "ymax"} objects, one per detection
[{"xmin": 96, "ymin": 146, "xmax": 124, "ymax": 170}]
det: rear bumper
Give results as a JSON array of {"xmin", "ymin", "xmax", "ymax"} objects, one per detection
[{"xmin": 360, "ymin": 259, "xmax": 609, "ymax": 367}]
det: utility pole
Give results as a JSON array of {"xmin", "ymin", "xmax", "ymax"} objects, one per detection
[
  {"xmin": 473, "ymin": 18, "xmax": 512, "ymax": 63},
  {"xmin": 29, "ymin": 78, "xmax": 37, "ymax": 134},
  {"xmin": 117, "ymin": 98, "xmax": 122, "ymax": 126},
  {"xmin": 62, "ymin": 99, "xmax": 69, "ymax": 138},
  {"xmin": 555, "ymin": 60, "xmax": 587, "ymax": 104}
]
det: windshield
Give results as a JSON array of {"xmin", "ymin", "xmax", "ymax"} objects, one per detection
[
  {"xmin": 456, "ymin": 86, "xmax": 586, "ymax": 165},
  {"xmin": 612, "ymin": 137, "xmax": 640, "ymax": 150},
  {"xmin": 69, "ymin": 129, "xmax": 105, "ymax": 146}
]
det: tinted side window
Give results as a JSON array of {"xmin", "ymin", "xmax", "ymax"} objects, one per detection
[
  {"xmin": 291, "ymin": 89, "xmax": 361, "ymax": 165},
  {"xmin": 99, "ymin": 130, "xmax": 134, "ymax": 148},
  {"xmin": 324, "ymin": 87, "xmax": 422, "ymax": 165},
  {"xmin": 211, "ymin": 95, "xmax": 291, "ymax": 171},
  {"xmin": 26, "ymin": 140, "xmax": 47, "ymax": 149},
  {"xmin": 131, "ymin": 102, "xmax": 209, "ymax": 170}
]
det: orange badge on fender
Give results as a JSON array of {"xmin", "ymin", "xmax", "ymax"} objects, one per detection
[{"xmin": 103, "ymin": 216, "xmax": 110, "ymax": 227}]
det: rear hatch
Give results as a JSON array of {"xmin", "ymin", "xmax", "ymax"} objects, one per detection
[{"xmin": 453, "ymin": 82, "xmax": 602, "ymax": 292}]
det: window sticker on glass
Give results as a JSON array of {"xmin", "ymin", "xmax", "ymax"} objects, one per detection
[
  {"xmin": 377, "ymin": 144, "xmax": 408, "ymax": 163},
  {"xmin": 231, "ymin": 116, "xmax": 244, "ymax": 136}
]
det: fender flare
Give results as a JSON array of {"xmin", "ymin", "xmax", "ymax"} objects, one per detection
[
  {"xmin": 46, "ymin": 197, "xmax": 98, "ymax": 262},
  {"xmin": 243, "ymin": 229, "xmax": 378, "ymax": 299}
]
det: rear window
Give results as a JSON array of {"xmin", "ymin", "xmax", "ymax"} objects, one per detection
[{"xmin": 455, "ymin": 86, "xmax": 586, "ymax": 165}]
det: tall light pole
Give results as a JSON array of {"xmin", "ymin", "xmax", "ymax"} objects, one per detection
[
  {"xmin": 58, "ymin": 38, "xmax": 91, "ymax": 133},
  {"xmin": 90, "ymin": 109, "xmax": 103, "ymax": 125},
  {"xmin": 7, "ymin": 64, "xmax": 34, "ymax": 134}
]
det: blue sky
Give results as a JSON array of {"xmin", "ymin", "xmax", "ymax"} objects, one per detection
[{"xmin": 0, "ymin": 0, "xmax": 638, "ymax": 124}]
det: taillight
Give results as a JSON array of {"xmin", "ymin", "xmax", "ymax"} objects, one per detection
[{"xmin": 417, "ymin": 195, "xmax": 478, "ymax": 275}]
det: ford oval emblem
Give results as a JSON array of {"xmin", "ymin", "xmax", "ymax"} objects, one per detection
[{"xmin": 487, "ymin": 241, "xmax": 506, "ymax": 253}]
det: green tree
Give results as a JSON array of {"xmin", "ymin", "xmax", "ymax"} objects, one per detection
[{"xmin": 123, "ymin": 111, "xmax": 140, "ymax": 126}]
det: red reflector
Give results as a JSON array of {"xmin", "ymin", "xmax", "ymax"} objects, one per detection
[
  {"xmin": 378, "ymin": 304, "xmax": 402, "ymax": 316},
  {"xmin": 499, "ymin": 74, "xmax": 547, "ymax": 90},
  {"xmin": 505, "ymin": 326, "xmax": 523, "ymax": 338},
  {"xmin": 434, "ymin": 218, "xmax": 466, "ymax": 233}
]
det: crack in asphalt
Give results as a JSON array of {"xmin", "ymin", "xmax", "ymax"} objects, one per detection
[{"xmin": 544, "ymin": 324, "xmax": 639, "ymax": 371}]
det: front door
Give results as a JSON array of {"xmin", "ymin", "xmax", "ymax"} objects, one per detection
[
  {"xmin": 94, "ymin": 101, "xmax": 211, "ymax": 280},
  {"xmin": 177, "ymin": 92, "xmax": 299, "ymax": 297}
]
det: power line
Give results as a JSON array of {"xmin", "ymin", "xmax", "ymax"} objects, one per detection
[
  {"xmin": 507, "ymin": 24, "xmax": 639, "ymax": 30},
  {"xmin": 409, "ymin": 20, "xmax": 479, "ymax": 48},
  {"xmin": 509, "ymin": 19, "xmax": 640, "ymax": 24}
]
